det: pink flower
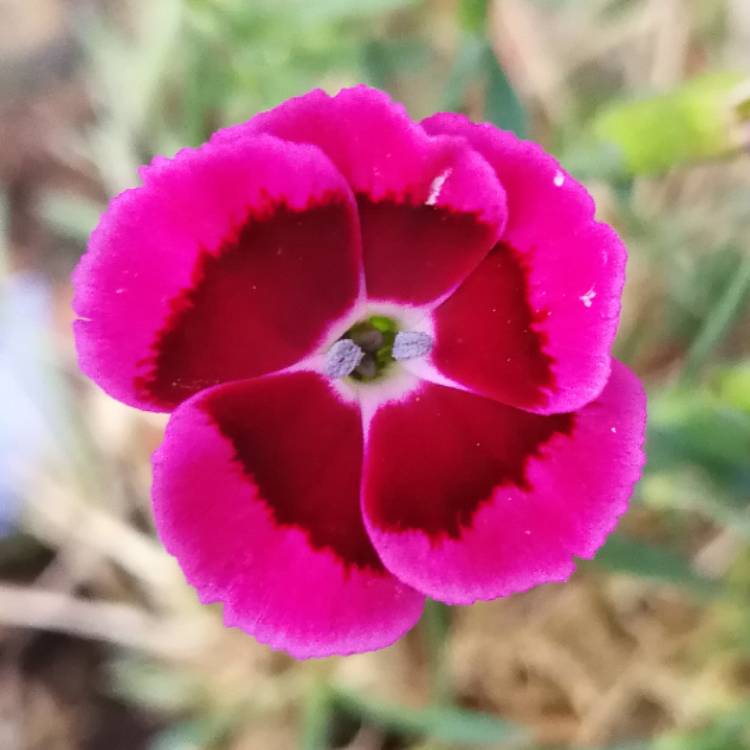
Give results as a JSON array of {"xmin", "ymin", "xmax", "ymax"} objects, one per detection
[{"xmin": 73, "ymin": 86, "xmax": 646, "ymax": 658}]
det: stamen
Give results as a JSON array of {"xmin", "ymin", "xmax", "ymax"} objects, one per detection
[
  {"xmin": 355, "ymin": 356, "xmax": 378, "ymax": 380},
  {"xmin": 324, "ymin": 339, "xmax": 365, "ymax": 379},
  {"xmin": 392, "ymin": 331, "xmax": 433, "ymax": 361},
  {"xmin": 349, "ymin": 327, "xmax": 384, "ymax": 352}
]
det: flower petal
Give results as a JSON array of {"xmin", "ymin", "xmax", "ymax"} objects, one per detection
[
  {"xmin": 361, "ymin": 361, "xmax": 646, "ymax": 604},
  {"xmin": 215, "ymin": 86, "xmax": 507, "ymax": 305},
  {"xmin": 422, "ymin": 113, "xmax": 626, "ymax": 413},
  {"xmin": 74, "ymin": 135, "xmax": 361, "ymax": 412},
  {"xmin": 152, "ymin": 370, "xmax": 424, "ymax": 657}
]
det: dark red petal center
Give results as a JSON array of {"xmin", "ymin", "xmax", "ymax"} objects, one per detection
[
  {"xmin": 203, "ymin": 372, "xmax": 383, "ymax": 571},
  {"xmin": 431, "ymin": 242, "xmax": 557, "ymax": 410},
  {"xmin": 358, "ymin": 197, "xmax": 498, "ymax": 305},
  {"xmin": 366, "ymin": 385, "xmax": 574, "ymax": 538},
  {"xmin": 137, "ymin": 199, "xmax": 359, "ymax": 409}
]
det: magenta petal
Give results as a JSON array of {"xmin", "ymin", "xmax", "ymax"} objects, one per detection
[
  {"xmin": 152, "ymin": 371, "xmax": 423, "ymax": 657},
  {"xmin": 214, "ymin": 86, "xmax": 508, "ymax": 304},
  {"xmin": 423, "ymin": 113, "xmax": 626, "ymax": 413},
  {"xmin": 73, "ymin": 135, "xmax": 361, "ymax": 412},
  {"xmin": 362, "ymin": 361, "xmax": 646, "ymax": 604}
]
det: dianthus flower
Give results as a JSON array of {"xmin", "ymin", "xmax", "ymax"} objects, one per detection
[{"xmin": 73, "ymin": 86, "xmax": 646, "ymax": 658}]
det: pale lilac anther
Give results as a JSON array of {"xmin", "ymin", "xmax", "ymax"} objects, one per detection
[
  {"xmin": 324, "ymin": 338, "xmax": 365, "ymax": 378},
  {"xmin": 392, "ymin": 331, "xmax": 433, "ymax": 361}
]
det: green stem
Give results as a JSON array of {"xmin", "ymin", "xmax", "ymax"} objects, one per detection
[
  {"xmin": 682, "ymin": 252, "xmax": 750, "ymax": 382},
  {"xmin": 422, "ymin": 598, "xmax": 452, "ymax": 705}
]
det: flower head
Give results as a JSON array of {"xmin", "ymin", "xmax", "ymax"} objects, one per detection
[{"xmin": 73, "ymin": 85, "xmax": 646, "ymax": 658}]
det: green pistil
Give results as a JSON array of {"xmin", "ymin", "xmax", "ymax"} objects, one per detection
[{"xmin": 343, "ymin": 316, "xmax": 398, "ymax": 382}]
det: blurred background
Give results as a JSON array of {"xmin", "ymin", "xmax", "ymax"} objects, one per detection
[{"xmin": 0, "ymin": 0, "xmax": 749, "ymax": 748}]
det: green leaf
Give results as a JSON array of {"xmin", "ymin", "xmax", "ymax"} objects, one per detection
[
  {"xmin": 362, "ymin": 39, "xmax": 393, "ymax": 90},
  {"xmin": 150, "ymin": 715, "xmax": 232, "ymax": 750},
  {"xmin": 301, "ymin": 683, "xmax": 333, "ymax": 750},
  {"xmin": 682, "ymin": 253, "xmax": 750, "ymax": 382},
  {"xmin": 295, "ymin": 0, "xmax": 416, "ymax": 23},
  {"xmin": 483, "ymin": 43, "xmax": 527, "ymax": 137},
  {"xmin": 442, "ymin": 34, "xmax": 485, "ymax": 112},
  {"xmin": 421, "ymin": 599, "xmax": 452, "ymax": 704},
  {"xmin": 592, "ymin": 533, "xmax": 718, "ymax": 596},
  {"xmin": 459, "ymin": 0, "xmax": 488, "ymax": 33},
  {"xmin": 558, "ymin": 138, "xmax": 627, "ymax": 183},
  {"xmin": 442, "ymin": 35, "xmax": 527, "ymax": 136},
  {"xmin": 646, "ymin": 387, "xmax": 750, "ymax": 497},
  {"xmin": 591, "ymin": 71, "xmax": 746, "ymax": 175},
  {"xmin": 651, "ymin": 702, "xmax": 750, "ymax": 750},
  {"xmin": 331, "ymin": 687, "xmax": 526, "ymax": 745},
  {"xmin": 362, "ymin": 38, "xmax": 431, "ymax": 92},
  {"xmin": 712, "ymin": 362, "xmax": 750, "ymax": 414}
]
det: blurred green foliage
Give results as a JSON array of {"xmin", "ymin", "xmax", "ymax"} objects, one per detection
[
  {"xmin": 304, "ymin": 685, "xmax": 527, "ymax": 748},
  {"xmin": 593, "ymin": 72, "xmax": 746, "ymax": 176}
]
